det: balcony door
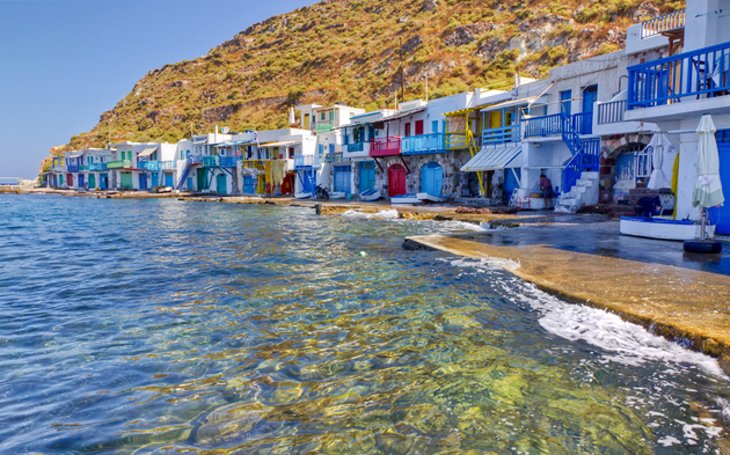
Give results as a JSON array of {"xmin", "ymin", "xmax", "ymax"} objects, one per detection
[{"xmin": 581, "ymin": 85, "xmax": 598, "ymax": 134}]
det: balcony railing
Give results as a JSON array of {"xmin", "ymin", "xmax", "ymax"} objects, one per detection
[
  {"xmin": 346, "ymin": 142, "xmax": 365, "ymax": 153},
  {"xmin": 628, "ymin": 41, "xmax": 730, "ymax": 109},
  {"xmin": 315, "ymin": 122, "xmax": 334, "ymax": 133},
  {"xmin": 401, "ymin": 133, "xmax": 447, "ymax": 155},
  {"xmin": 597, "ymin": 100, "xmax": 627, "ymax": 125},
  {"xmin": 159, "ymin": 161, "xmax": 176, "ymax": 170},
  {"xmin": 325, "ymin": 152, "xmax": 343, "ymax": 163},
  {"xmin": 370, "ymin": 136, "xmax": 401, "ymax": 157},
  {"xmin": 219, "ymin": 156, "xmax": 238, "ymax": 168},
  {"xmin": 572, "ymin": 112, "xmax": 593, "ymax": 135},
  {"xmin": 79, "ymin": 166, "xmax": 89, "ymax": 172},
  {"xmin": 188, "ymin": 155, "xmax": 202, "ymax": 165},
  {"xmin": 202, "ymin": 156, "xmax": 218, "ymax": 167},
  {"xmin": 106, "ymin": 160, "xmax": 132, "ymax": 169},
  {"xmin": 445, "ymin": 132, "xmax": 468, "ymax": 150},
  {"xmin": 66, "ymin": 165, "xmax": 80, "ymax": 172},
  {"xmin": 88, "ymin": 163, "xmax": 107, "ymax": 171},
  {"xmin": 294, "ymin": 155, "xmax": 315, "ymax": 167},
  {"xmin": 641, "ymin": 9, "xmax": 685, "ymax": 39},
  {"xmin": 524, "ymin": 114, "xmax": 563, "ymax": 138},
  {"xmin": 481, "ymin": 125, "xmax": 520, "ymax": 145},
  {"xmin": 139, "ymin": 160, "xmax": 160, "ymax": 171}
]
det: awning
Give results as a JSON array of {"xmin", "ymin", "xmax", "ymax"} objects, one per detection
[
  {"xmin": 480, "ymin": 96, "xmax": 539, "ymax": 112},
  {"xmin": 380, "ymin": 107, "xmax": 426, "ymax": 122},
  {"xmin": 65, "ymin": 151, "xmax": 83, "ymax": 159},
  {"xmin": 137, "ymin": 147, "xmax": 158, "ymax": 158},
  {"xmin": 259, "ymin": 140, "xmax": 300, "ymax": 147},
  {"xmin": 460, "ymin": 144, "xmax": 522, "ymax": 172}
]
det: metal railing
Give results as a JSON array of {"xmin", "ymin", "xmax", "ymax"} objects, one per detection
[
  {"xmin": 218, "ymin": 156, "xmax": 238, "ymax": 168},
  {"xmin": 641, "ymin": 9, "xmax": 685, "ymax": 39},
  {"xmin": 139, "ymin": 161, "xmax": 160, "ymax": 171},
  {"xmin": 106, "ymin": 160, "xmax": 132, "ymax": 169},
  {"xmin": 628, "ymin": 41, "xmax": 730, "ymax": 109},
  {"xmin": 561, "ymin": 139, "xmax": 601, "ymax": 193},
  {"xmin": 325, "ymin": 152, "xmax": 343, "ymax": 163},
  {"xmin": 481, "ymin": 125, "xmax": 520, "ymax": 144},
  {"xmin": 315, "ymin": 122, "xmax": 334, "ymax": 133},
  {"xmin": 66, "ymin": 165, "xmax": 80, "ymax": 172},
  {"xmin": 201, "ymin": 156, "xmax": 217, "ymax": 167},
  {"xmin": 294, "ymin": 155, "xmax": 315, "ymax": 167},
  {"xmin": 88, "ymin": 163, "xmax": 107, "ymax": 171},
  {"xmin": 572, "ymin": 112, "xmax": 593, "ymax": 135},
  {"xmin": 401, "ymin": 133, "xmax": 446, "ymax": 155},
  {"xmin": 445, "ymin": 132, "xmax": 468, "ymax": 149},
  {"xmin": 346, "ymin": 142, "xmax": 365, "ymax": 153},
  {"xmin": 159, "ymin": 161, "xmax": 176, "ymax": 170},
  {"xmin": 597, "ymin": 100, "xmax": 627, "ymax": 125},
  {"xmin": 523, "ymin": 113, "xmax": 563, "ymax": 138},
  {"xmin": 370, "ymin": 136, "xmax": 402, "ymax": 157}
]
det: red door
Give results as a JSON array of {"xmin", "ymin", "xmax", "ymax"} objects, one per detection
[
  {"xmin": 388, "ymin": 164, "xmax": 407, "ymax": 197},
  {"xmin": 66, "ymin": 174, "xmax": 73, "ymax": 187},
  {"xmin": 415, "ymin": 120, "xmax": 424, "ymax": 135},
  {"xmin": 281, "ymin": 174, "xmax": 294, "ymax": 195}
]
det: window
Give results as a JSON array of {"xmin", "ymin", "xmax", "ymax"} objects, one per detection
[
  {"xmin": 404, "ymin": 122, "xmax": 411, "ymax": 137},
  {"xmin": 329, "ymin": 143, "xmax": 335, "ymax": 154},
  {"xmin": 560, "ymin": 90, "xmax": 572, "ymax": 115},
  {"xmin": 320, "ymin": 112, "xmax": 326, "ymax": 121},
  {"xmin": 432, "ymin": 120, "xmax": 439, "ymax": 133}
]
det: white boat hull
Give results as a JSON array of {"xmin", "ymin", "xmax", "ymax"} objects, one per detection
[
  {"xmin": 391, "ymin": 194, "xmax": 422, "ymax": 204},
  {"xmin": 359, "ymin": 189, "xmax": 381, "ymax": 202},
  {"xmin": 417, "ymin": 192, "xmax": 447, "ymax": 203},
  {"xmin": 619, "ymin": 217, "xmax": 715, "ymax": 241},
  {"xmin": 294, "ymin": 192, "xmax": 313, "ymax": 200}
]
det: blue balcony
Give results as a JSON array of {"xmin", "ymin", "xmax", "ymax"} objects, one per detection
[
  {"xmin": 628, "ymin": 41, "xmax": 730, "ymax": 109},
  {"xmin": 66, "ymin": 164, "xmax": 80, "ymax": 172},
  {"xmin": 346, "ymin": 142, "xmax": 365, "ymax": 153},
  {"xmin": 159, "ymin": 161, "xmax": 176, "ymax": 170},
  {"xmin": 401, "ymin": 133, "xmax": 447, "ymax": 155},
  {"xmin": 524, "ymin": 113, "xmax": 594, "ymax": 138},
  {"xmin": 139, "ymin": 160, "xmax": 160, "ymax": 171},
  {"xmin": 481, "ymin": 125, "xmax": 520, "ymax": 144},
  {"xmin": 88, "ymin": 163, "xmax": 107, "ymax": 171},
  {"xmin": 218, "ymin": 156, "xmax": 238, "ymax": 168},
  {"xmin": 596, "ymin": 100, "xmax": 627, "ymax": 125}
]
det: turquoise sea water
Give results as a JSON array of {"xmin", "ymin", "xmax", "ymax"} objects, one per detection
[{"xmin": 0, "ymin": 194, "xmax": 728, "ymax": 453}]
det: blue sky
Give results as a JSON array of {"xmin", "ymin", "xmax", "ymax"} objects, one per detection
[{"xmin": 0, "ymin": 0, "xmax": 315, "ymax": 178}]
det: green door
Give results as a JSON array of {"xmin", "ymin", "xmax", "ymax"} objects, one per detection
[
  {"xmin": 216, "ymin": 173, "xmax": 227, "ymax": 194},
  {"xmin": 88, "ymin": 174, "xmax": 96, "ymax": 189},
  {"xmin": 197, "ymin": 168, "xmax": 207, "ymax": 191},
  {"xmin": 121, "ymin": 172, "xmax": 133, "ymax": 190}
]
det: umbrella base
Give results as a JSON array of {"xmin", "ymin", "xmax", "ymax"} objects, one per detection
[{"xmin": 683, "ymin": 239, "xmax": 723, "ymax": 254}]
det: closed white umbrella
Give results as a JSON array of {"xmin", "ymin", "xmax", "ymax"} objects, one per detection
[
  {"xmin": 691, "ymin": 115, "xmax": 724, "ymax": 242},
  {"xmin": 647, "ymin": 134, "xmax": 672, "ymax": 190},
  {"xmin": 692, "ymin": 115, "xmax": 724, "ymax": 209}
]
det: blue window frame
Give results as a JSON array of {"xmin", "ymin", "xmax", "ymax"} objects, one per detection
[{"xmin": 432, "ymin": 120, "xmax": 439, "ymax": 133}]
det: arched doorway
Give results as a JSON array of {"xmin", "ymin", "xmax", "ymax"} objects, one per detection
[
  {"xmin": 420, "ymin": 162, "xmax": 443, "ymax": 196},
  {"xmin": 388, "ymin": 163, "xmax": 407, "ymax": 197}
]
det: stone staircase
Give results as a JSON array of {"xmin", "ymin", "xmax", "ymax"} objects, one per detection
[{"xmin": 555, "ymin": 171, "xmax": 599, "ymax": 213}]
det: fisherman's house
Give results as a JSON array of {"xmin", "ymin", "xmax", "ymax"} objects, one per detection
[
  {"xmin": 174, "ymin": 130, "xmax": 233, "ymax": 193},
  {"xmin": 237, "ymin": 128, "xmax": 316, "ymax": 196},
  {"xmin": 81, "ymin": 148, "xmax": 114, "ymax": 190},
  {"xmin": 293, "ymin": 103, "xmax": 364, "ymax": 198},
  {"xmin": 617, "ymin": 0, "xmax": 730, "ymax": 234}
]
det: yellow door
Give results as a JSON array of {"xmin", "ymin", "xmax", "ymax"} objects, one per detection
[{"xmin": 490, "ymin": 111, "xmax": 502, "ymax": 129}]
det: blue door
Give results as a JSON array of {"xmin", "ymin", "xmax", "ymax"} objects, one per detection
[
  {"xmin": 581, "ymin": 86, "xmax": 598, "ymax": 134},
  {"xmin": 139, "ymin": 173, "xmax": 147, "ymax": 191},
  {"xmin": 358, "ymin": 161, "xmax": 375, "ymax": 193},
  {"xmin": 151, "ymin": 173, "xmax": 159, "ymax": 188},
  {"xmin": 504, "ymin": 168, "xmax": 521, "ymax": 202},
  {"xmin": 100, "ymin": 173, "xmax": 108, "ymax": 190},
  {"xmin": 165, "ymin": 173, "xmax": 173, "ymax": 187},
  {"xmin": 334, "ymin": 165, "xmax": 351, "ymax": 194},
  {"xmin": 716, "ymin": 131, "xmax": 730, "ymax": 234},
  {"xmin": 243, "ymin": 175, "xmax": 255, "ymax": 194},
  {"xmin": 297, "ymin": 169, "xmax": 314, "ymax": 194},
  {"xmin": 186, "ymin": 177, "xmax": 193, "ymax": 191},
  {"xmin": 216, "ymin": 173, "xmax": 227, "ymax": 194},
  {"xmin": 421, "ymin": 162, "xmax": 443, "ymax": 196},
  {"xmin": 78, "ymin": 174, "xmax": 85, "ymax": 188}
]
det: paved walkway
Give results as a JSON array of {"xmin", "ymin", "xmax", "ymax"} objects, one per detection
[{"xmin": 405, "ymin": 233, "xmax": 730, "ymax": 374}]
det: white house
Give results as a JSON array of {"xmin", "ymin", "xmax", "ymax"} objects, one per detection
[{"xmin": 622, "ymin": 0, "xmax": 730, "ymax": 234}]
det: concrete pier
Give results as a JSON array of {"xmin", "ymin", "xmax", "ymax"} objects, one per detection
[{"xmin": 405, "ymin": 234, "xmax": 730, "ymax": 375}]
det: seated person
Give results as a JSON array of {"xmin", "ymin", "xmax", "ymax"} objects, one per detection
[
  {"xmin": 539, "ymin": 173, "xmax": 554, "ymax": 208},
  {"xmin": 637, "ymin": 195, "xmax": 663, "ymax": 218}
]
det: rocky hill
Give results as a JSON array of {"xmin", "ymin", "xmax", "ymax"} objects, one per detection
[{"xmin": 65, "ymin": 0, "xmax": 678, "ymax": 150}]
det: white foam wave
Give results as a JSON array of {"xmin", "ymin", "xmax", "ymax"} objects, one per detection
[
  {"xmin": 446, "ymin": 258, "xmax": 726, "ymax": 378},
  {"xmin": 342, "ymin": 209, "xmax": 400, "ymax": 220}
]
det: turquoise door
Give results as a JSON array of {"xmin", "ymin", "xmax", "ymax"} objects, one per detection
[
  {"xmin": 151, "ymin": 173, "xmax": 159, "ymax": 188},
  {"xmin": 421, "ymin": 162, "xmax": 443, "ymax": 196},
  {"xmin": 243, "ymin": 175, "xmax": 255, "ymax": 194},
  {"xmin": 716, "ymin": 131, "xmax": 730, "ymax": 234},
  {"xmin": 358, "ymin": 161, "xmax": 375, "ymax": 193},
  {"xmin": 88, "ymin": 174, "xmax": 96, "ymax": 189},
  {"xmin": 334, "ymin": 165, "xmax": 352, "ymax": 194},
  {"xmin": 216, "ymin": 173, "xmax": 227, "ymax": 194},
  {"xmin": 165, "ymin": 173, "xmax": 173, "ymax": 187},
  {"xmin": 186, "ymin": 177, "xmax": 193, "ymax": 190}
]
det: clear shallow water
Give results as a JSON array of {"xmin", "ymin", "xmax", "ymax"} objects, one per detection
[{"xmin": 0, "ymin": 194, "xmax": 728, "ymax": 453}]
